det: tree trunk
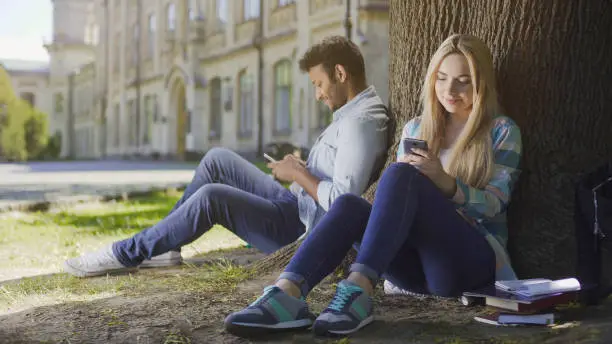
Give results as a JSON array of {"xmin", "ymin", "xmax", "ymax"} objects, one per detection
[
  {"xmin": 251, "ymin": 0, "xmax": 612, "ymax": 280},
  {"xmin": 389, "ymin": 0, "xmax": 612, "ymax": 278}
]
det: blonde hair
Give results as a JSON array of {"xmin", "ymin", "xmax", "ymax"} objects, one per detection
[{"xmin": 418, "ymin": 34, "xmax": 498, "ymax": 189}]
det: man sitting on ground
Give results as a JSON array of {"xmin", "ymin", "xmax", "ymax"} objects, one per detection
[{"xmin": 64, "ymin": 36, "xmax": 389, "ymax": 277}]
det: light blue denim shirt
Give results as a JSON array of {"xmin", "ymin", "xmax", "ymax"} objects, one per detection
[{"xmin": 290, "ymin": 86, "xmax": 389, "ymax": 232}]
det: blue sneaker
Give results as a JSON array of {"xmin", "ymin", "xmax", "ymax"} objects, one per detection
[
  {"xmin": 313, "ymin": 280, "xmax": 374, "ymax": 336},
  {"xmin": 224, "ymin": 285, "xmax": 315, "ymax": 337}
]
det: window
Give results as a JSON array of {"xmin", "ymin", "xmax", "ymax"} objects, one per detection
[
  {"xmin": 148, "ymin": 14, "xmax": 156, "ymax": 58},
  {"xmin": 167, "ymin": 3, "xmax": 176, "ymax": 31},
  {"xmin": 113, "ymin": 32, "xmax": 120, "ymax": 73},
  {"xmin": 209, "ymin": 78, "xmax": 222, "ymax": 139},
  {"xmin": 243, "ymin": 0, "xmax": 260, "ymax": 20},
  {"xmin": 238, "ymin": 72, "xmax": 254, "ymax": 137},
  {"xmin": 127, "ymin": 99, "xmax": 137, "ymax": 146},
  {"xmin": 152, "ymin": 95, "xmax": 159, "ymax": 122},
  {"xmin": 278, "ymin": 0, "xmax": 295, "ymax": 6},
  {"xmin": 20, "ymin": 92, "xmax": 35, "ymax": 107},
  {"xmin": 317, "ymin": 101, "xmax": 332, "ymax": 128},
  {"xmin": 216, "ymin": 0, "xmax": 228, "ymax": 24},
  {"xmin": 132, "ymin": 24, "xmax": 139, "ymax": 66},
  {"xmin": 114, "ymin": 103, "xmax": 120, "ymax": 147},
  {"xmin": 53, "ymin": 93, "xmax": 63, "ymax": 113},
  {"xmin": 274, "ymin": 60, "xmax": 292, "ymax": 134},
  {"xmin": 143, "ymin": 95, "xmax": 153, "ymax": 145}
]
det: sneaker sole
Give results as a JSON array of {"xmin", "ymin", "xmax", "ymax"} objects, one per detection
[
  {"xmin": 63, "ymin": 261, "xmax": 138, "ymax": 278},
  {"xmin": 139, "ymin": 259, "xmax": 183, "ymax": 268},
  {"xmin": 313, "ymin": 315, "xmax": 374, "ymax": 336},
  {"xmin": 225, "ymin": 319, "xmax": 313, "ymax": 337}
]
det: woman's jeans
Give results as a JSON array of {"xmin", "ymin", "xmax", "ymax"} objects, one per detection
[
  {"xmin": 113, "ymin": 148, "xmax": 305, "ymax": 266},
  {"xmin": 279, "ymin": 163, "xmax": 495, "ymax": 297}
]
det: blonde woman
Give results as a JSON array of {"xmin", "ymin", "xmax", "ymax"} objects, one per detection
[{"xmin": 224, "ymin": 34, "xmax": 522, "ymax": 337}]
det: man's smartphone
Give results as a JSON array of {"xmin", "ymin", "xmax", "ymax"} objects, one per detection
[
  {"xmin": 263, "ymin": 153, "xmax": 277, "ymax": 163},
  {"xmin": 402, "ymin": 138, "xmax": 428, "ymax": 155}
]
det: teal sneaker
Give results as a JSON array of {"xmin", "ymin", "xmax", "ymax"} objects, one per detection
[
  {"xmin": 224, "ymin": 285, "xmax": 315, "ymax": 337},
  {"xmin": 313, "ymin": 280, "xmax": 374, "ymax": 336}
]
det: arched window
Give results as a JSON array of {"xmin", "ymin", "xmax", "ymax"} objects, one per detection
[
  {"xmin": 273, "ymin": 60, "xmax": 292, "ymax": 134},
  {"xmin": 238, "ymin": 71, "xmax": 254, "ymax": 137}
]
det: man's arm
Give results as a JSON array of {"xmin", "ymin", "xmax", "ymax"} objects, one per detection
[
  {"xmin": 315, "ymin": 117, "xmax": 387, "ymax": 211},
  {"xmin": 294, "ymin": 169, "xmax": 321, "ymax": 202}
]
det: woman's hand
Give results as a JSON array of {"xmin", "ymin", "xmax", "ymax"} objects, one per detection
[
  {"xmin": 400, "ymin": 148, "xmax": 445, "ymax": 180},
  {"xmin": 399, "ymin": 148, "xmax": 457, "ymax": 197}
]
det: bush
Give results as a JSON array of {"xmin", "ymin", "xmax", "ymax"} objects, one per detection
[
  {"xmin": 24, "ymin": 110, "xmax": 49, "ymax": 159},
  {"xmin": 0, "ymin": 66, "xmax": 51, "ymax": 161}
]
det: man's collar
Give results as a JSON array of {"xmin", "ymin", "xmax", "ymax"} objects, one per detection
[{"xmin": 332, "ymin": 85, "xmax": 376, "ymax": 121}]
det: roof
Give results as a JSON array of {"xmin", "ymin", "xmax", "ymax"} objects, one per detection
[{"xmin": 0, "ymin": 59, "xmax": 50, "ymax": 74}]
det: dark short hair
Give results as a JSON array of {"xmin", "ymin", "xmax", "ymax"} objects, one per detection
[{"xmin": 298, "ymin": 36, "xmax": 366, "ymax": 83}]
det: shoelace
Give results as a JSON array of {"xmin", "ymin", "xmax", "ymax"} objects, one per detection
[
  {"xmin": 328, "ymin": 284, "xmax": 362, "ymax": 312},
  {"xmin": 249, "ymin": 285, "xmax": 277, "ymax": 307}
]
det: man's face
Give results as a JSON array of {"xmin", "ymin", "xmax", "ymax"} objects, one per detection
[{"xmin": 308, "ymin": 64, "xmax": 348, "ymax": 112}]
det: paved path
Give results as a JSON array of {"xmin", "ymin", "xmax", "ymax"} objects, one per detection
[{"xmin": 0, "ymin": 161, "xmax": 196, "ymax": 207}]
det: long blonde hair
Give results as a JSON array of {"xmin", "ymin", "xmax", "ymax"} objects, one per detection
[{"xmin": 418, "ymin": 34, "xmax": 498, "ymax": 189}]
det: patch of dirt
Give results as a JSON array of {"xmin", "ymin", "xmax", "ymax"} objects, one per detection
[{"xmin": 2, "ymin": 248, "xmax": 612, "ymax": 343}]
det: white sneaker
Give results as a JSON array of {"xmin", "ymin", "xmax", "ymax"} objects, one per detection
[
  {"xmin": 140, "ymin": 251, "xmax": 183, "ymax": 268},
  {"xmin": 64, "ymin": 245, "xmax": 137, "ymax": 277}
]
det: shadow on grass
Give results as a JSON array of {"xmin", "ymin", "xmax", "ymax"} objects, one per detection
[{"xmin": 48, "ymin": 192, "xmax": 178, "ymax": 236}]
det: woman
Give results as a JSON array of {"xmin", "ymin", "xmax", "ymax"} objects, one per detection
[{"xmin": 224, "ymin": 34, "xmax": 522, "ymax": 337}]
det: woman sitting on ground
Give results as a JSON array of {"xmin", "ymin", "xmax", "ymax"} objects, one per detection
[{"xmin": 224, "ymin": 34, "xmax": 523, "ymax": 337}]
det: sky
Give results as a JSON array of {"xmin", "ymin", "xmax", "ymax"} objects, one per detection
[{"xmin": 0, "ymin": 0, "xmax": 52, "ymax": 61}]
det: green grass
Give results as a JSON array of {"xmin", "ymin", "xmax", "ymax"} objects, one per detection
[{"xmin": 0, "ymin": 190, "xmax": 247, "ymax": 314}]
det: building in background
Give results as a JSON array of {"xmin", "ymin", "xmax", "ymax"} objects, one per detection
[{"xmin": 2, "ymin": 0, "xmax": 389, "ymax": 160}]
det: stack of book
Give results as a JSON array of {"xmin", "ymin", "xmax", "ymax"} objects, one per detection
[{"xmin": 463, "ymin": 277, "xmax": 581, "ymax": 326}]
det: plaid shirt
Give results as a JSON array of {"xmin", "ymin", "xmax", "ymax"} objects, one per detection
[{"xmin": 397, "ymin": 115, "xmax": 523, "ymax": 281}]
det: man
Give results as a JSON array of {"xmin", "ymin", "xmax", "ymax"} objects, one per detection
[{"xmin": 64, "ymin": 36, "xmax": 389, "ymax": 277}]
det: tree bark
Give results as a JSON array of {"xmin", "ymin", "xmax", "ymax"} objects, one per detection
[
  {"xmin": 251, "ymin": 0, "xmax": 612, "ymax": 280},
  {"xmin": 389, "ymin": 0, "xmax": 612, "ymax": 278}
]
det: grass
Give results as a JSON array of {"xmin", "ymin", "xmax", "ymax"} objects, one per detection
[{"xmin": 0, "ymin": 190, "xmax": 247, "ymax": 315}]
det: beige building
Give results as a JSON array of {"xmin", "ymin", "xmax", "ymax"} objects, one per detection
[
  {"xmin": 9, "ymin": 0, "xmax": 389, "ymax": 160},
  {"xmin": 0, "ymin": 60, "xmax": 52, "ymax": 114}
]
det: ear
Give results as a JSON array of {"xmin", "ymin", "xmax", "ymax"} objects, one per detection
[{"xmin": 334, "ymin": 64, "xmax": 347, "ymax": 83}]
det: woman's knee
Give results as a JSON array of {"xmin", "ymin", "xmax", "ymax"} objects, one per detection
[
  {"xmin": 383, "ymin": 162, "xmax": 420, "ymax": 179},
  {"xmin": 331, "ymin": 193, "xmax": 370, "ymax": 213}
]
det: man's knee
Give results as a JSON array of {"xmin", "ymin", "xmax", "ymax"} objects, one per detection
[{"xmin": 200, "ymin": 147, "xmax": 233, "ymax": 166}]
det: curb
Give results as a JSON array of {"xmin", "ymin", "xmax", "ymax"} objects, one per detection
[{"xmin": 0, "ymin": 184, "xmax": 188, "ymax": 213}]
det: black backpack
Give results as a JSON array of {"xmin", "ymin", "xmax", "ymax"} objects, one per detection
[{"xmin": 575, "ymin": 161, "xmax": 612, "ymax": 305}]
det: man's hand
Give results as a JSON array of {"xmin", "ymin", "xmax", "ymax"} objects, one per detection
[{"xmin": 267, "ymin": 155, "xmax": 307, "ymax": 183}]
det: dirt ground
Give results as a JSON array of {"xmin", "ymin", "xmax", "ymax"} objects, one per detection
[{"xmin": 2, "ymin": 248, "xmax": 612, "ymax": 344}]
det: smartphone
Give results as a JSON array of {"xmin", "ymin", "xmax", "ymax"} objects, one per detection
[
  {"xmin": 263, "ymin": 153, "xmax": 277, "ymax": 163},
  {"xmin": 402, "ymin": 138, "xmax": 428, "ymax": 154}
]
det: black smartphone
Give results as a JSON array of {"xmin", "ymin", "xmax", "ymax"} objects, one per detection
[{"xmin": 402, "ymin": 138, "xmax": 428, "ymax": 155}]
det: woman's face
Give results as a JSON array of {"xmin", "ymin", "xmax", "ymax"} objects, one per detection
[{"xmin": 435, "ymin": 53, "xmax": 474, "ymax": 119}]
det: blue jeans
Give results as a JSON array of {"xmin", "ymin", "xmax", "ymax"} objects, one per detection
[
  {"xmin": 280, "ymin": 163, "xmax": 495, "ymax": 297},
  {"xmin": 113, "ymin": 148, "xmax": 305, "ymax": 266}
]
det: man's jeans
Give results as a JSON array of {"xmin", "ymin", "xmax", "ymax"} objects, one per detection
[
  {"xmin": 113, "ymin": 148, "xmax": 305, "ymax": 267},
  {"xmin": 279, "ymin": 163, "xmax": 495, "ymax": 297}
]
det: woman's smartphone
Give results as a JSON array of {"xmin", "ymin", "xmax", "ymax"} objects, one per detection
[
  {"xmin": 263, "ymin": 153, "xmax": 277, "ymax": 163},
  {"xmin": 402, "ymin": 138, "xmax": 428, "ymax": 154}
]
